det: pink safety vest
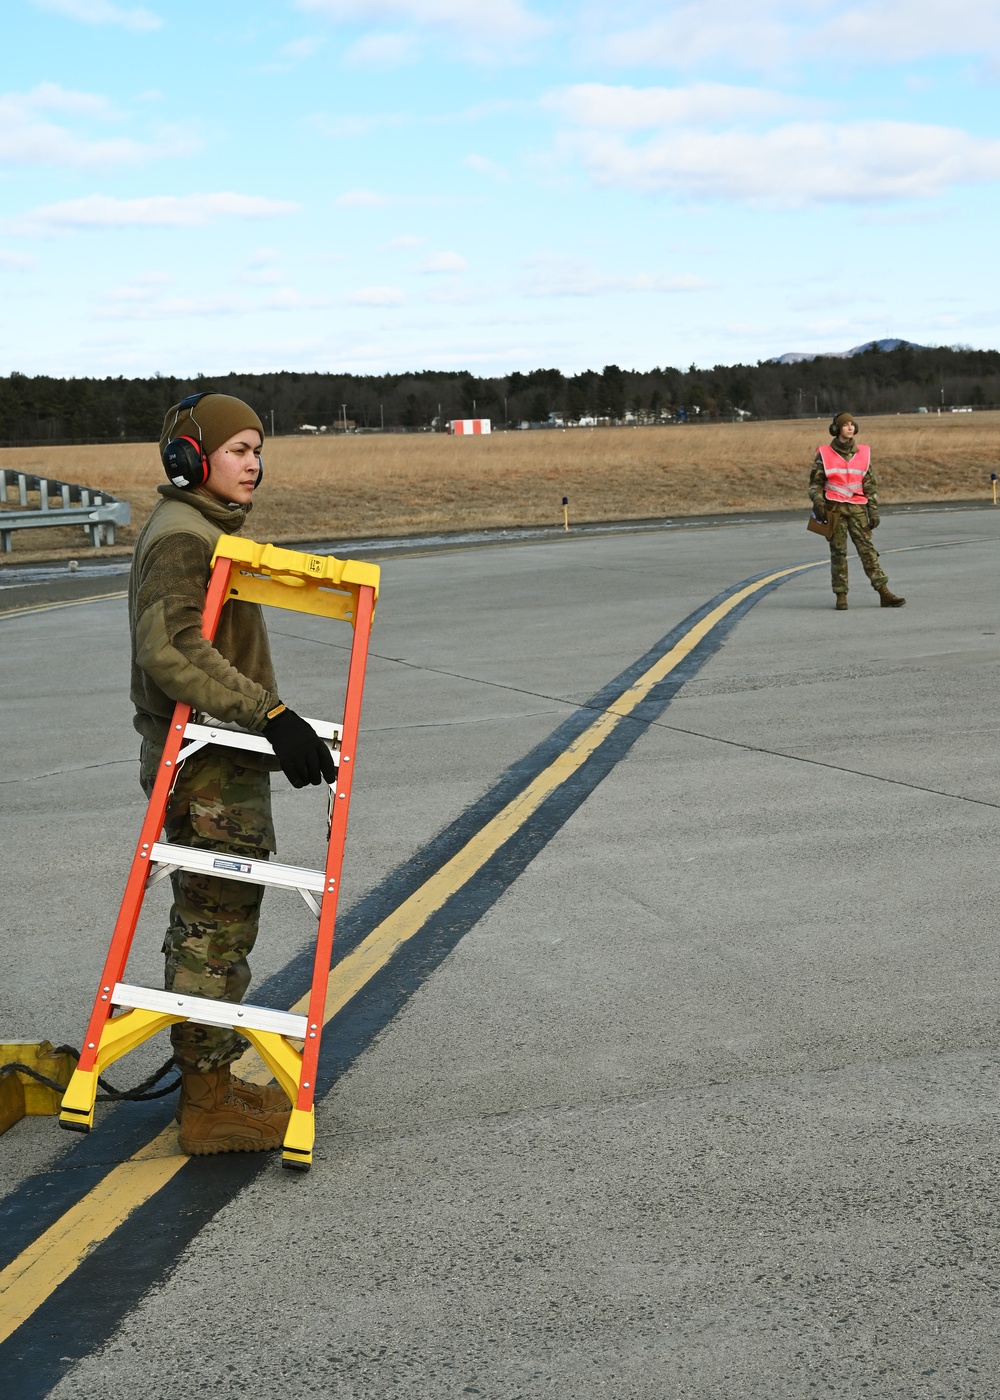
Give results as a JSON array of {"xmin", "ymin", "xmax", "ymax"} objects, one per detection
[{"xmin": 818, "ymin": 443, "xmax": 870, "ymax": 504}]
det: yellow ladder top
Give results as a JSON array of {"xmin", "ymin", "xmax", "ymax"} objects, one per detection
[{"xmin": 212, "ymin": 535, "xmax": 380, "ymax": 626}]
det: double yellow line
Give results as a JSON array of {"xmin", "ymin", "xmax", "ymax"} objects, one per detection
[
  {"xmin": 0, "ymin": 590, "xmax": 128, "ymax": 621},
  {"xmin": 0, "ymin": 562, "xmax": 815, "ymax": 1344}
]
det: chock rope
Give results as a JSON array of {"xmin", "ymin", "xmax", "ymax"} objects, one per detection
[{"xmin": 0, "ymin": 1048, "xmax": 180, "ymax": 1103}]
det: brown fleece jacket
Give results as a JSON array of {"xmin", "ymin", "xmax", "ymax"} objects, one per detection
[{"xmin": 129, "ymin": 484, "xmax": 279, "ymax": 751}]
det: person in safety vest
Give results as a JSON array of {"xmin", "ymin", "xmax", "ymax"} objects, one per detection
[
  {"xmin": 129, "ymin": 392, "xmax": 335, "ymax": 1155},
  {"xmin": 808, "ymin": 411, "xmax": 906, "ymax": 611}
]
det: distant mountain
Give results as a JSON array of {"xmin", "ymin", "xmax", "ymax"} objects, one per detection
[{"xmin": 770, "ymin": 338, "xmax": 931, "ymax": 365}]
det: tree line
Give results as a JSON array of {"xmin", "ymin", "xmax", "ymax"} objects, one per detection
[{"xmin": 1, "ymin": 343, "xmax": 998, "ymax": 444}]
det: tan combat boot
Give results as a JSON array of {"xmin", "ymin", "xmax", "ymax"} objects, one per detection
[
  {"xmin": 878, "ymin": 586, "xmax": 906, "ymax": 608},
  {"xmin": 835, "ymin": 594, "xmax": 847, "ymax": 610},
  {"xmin": 178, "ymin": 1066, "xmax": 290, "ymax": 1155},
  {"xmin": 174, "ymin": 1065, "xmax": 289, "ymax": 1123}
]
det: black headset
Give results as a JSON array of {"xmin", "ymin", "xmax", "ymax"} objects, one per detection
[
  {"xmin": 828, "ymin": 413, "xmax": 858, "ymax": 437},
  {"xmin": 161, "ymin": 391, "xmax": 264, "ymax": 490}
]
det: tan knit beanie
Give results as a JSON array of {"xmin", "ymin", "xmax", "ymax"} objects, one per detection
[
  {"xmin": 831, "ymin": 412, "xmax": 858, "ymax": 436},
  {"xmin": 159, "ymin": 393, "xmax": 264, "ymax": 458}
]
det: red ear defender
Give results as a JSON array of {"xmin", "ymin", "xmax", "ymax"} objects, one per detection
[{"xmin": 161, "ymin": 434, "xmax": 210, "ymax": 489}]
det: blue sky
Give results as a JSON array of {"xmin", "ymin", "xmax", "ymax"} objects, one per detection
[{"xmin": 3, "ymin": 0, "xmax": 1000, "ymax": 378}]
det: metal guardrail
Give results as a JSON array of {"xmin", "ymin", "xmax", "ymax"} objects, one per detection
[{"xmin": 0, "ymin": 470, "xmax": 130, "ymax": 552}]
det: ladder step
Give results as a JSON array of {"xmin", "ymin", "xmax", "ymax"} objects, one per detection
[
  {"xmin": 183, "ymin": 716, "xmax": 342, "ymax": 754},
  {"xmin": 149, "ymin": 842, "xmax": 329, "ymax": 894},
  {"xmin": 112, "ymin": 983, "xmax": 308, "ymax": 1039}
]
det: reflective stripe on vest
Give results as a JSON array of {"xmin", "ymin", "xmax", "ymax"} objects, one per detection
[{"xmin": 819, "ymin": 443, "xmax": 870, "ymax": 504}]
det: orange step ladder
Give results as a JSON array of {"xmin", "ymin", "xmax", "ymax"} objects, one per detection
[{"xmin": 58, "ymin": 534, "xmax": 380, "ymax": 1170}]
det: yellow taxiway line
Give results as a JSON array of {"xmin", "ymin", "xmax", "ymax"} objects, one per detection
[{"xmin": 0, "ymin": 590, "xmax": 128, "ymax": 621}]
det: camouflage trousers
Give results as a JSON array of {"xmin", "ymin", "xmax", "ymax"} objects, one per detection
[
  {"xmin": 140, "ymin": 741, "xmax": 275, "ymax": 1072},
  {"xmin": 827, "ymin": 503, "xmax": 888, "ymax": 595}
]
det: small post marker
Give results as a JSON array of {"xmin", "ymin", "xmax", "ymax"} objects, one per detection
[
  {"xmin": 992, "ymin": 473, "xmax": 997, "ymax": 505},
  {"xmin": 562, "ymin": 496, "xmax": 569, "ymax": 532}
]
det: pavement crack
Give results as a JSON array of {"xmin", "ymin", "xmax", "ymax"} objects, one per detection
[
  {"xmin": 646, "ymin": 720, "xmax": 1000, "ymax": 810},
  {"xmin": 0, "ymin": 757, "xmax": 135, "ymax": 785}
]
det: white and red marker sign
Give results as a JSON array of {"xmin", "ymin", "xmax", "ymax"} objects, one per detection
[{"xmin": 448, "ymin": 419, "xmax": 491, "ymax": 435}]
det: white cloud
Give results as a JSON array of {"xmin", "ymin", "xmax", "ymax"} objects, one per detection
[
  {"xmin": 335, "ymin": 187, "xmax": 394, "ymax": 207},
  {"xmin": 558, "ymin": 116, "xmax": 1000, "ymax": 206},
  {"xmin": 546, "ymin": 83, "xmax": 807, "ymax": 130},
  {"xmin": 593, "ymin": 2, "xmax": 791, "ymax": 70},
  {"xmin": 5, "ymin": 193, "xmax": 299, "ymax": 235},
  {"xmin": 11, "ymin": 82, "xmax": 116, "ymax": 117},
  {"xmin": 589, "ymin": 0, "xmax": 1000, "ymax": 70},
  {"xmin": 32, "ymin": 0, "xmax": 162, "ymax": 31},
  {"xmin": 98, "ymin": 276, "xmax": 326, "ymax": 318},
  {"xmin": 295, "ymin": 0, "xmax": 547, "ymax": 45},
  {"xmin": 522, "ymin": 255, "xmax": 712, "ymax": 298},
  {"xmin": 345, "ymin": 284, "xmax": 406, "ymax": 305},
  {"xmin": 463, "ymin": 152, "xmax": 510, "ymax": 180},
  {"xmin": 0, "ymin": 250, "xmax": 38, "ymax": 270},
  {"xmin": 310, "ymin": 112, "xmax": 406, "ymax": 138},
  {"xmin": 280, "ymin": 35, "xmax": 325, "ymax": 60},
  {"xmin": 0, "ymin": 83, "xmax": 189, "ymax": 169},
  {"xmin": 420, "ymin": 250, "xmax": 469, "ymax": 273},
  {"xmin": 810, "ymin": 0, "xmax": 1000, "ymax": 63},
  {"xmin": 347, "ymin": 32, "xmax": 414, "ymax": 65},
  {"xmin": 107, "ymin": 271, "xmax": 171, "ymax": 297},
  {"xmin": 241, "ymin": 265, "xmax": 288, "ymax": 286}
]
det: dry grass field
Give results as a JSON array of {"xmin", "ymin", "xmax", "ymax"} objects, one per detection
[{"xmin": 2, "ymin": 411, "xmax": 998, "ymax": 563}]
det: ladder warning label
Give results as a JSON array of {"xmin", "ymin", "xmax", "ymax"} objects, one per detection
[{"xmin": 213, "ymin": 858, "xmax": 253, "ymax": 874}]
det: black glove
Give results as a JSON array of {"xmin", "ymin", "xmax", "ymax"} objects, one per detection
[
  {"xmin": 813, "ymin": 503, "xmax": 827, "ymax": 525},
  {"xmin": 263, "ymin": 706, "xmax": 336, "ymax": 788},
  {"xmin": 867, "ymin": 505, "xmax": 880, "ymax": 529}
]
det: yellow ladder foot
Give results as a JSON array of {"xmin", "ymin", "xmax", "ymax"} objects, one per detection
[
  {"xmin": 281, "ymin": 1106, "xmax": 314, "ymax": 1171},
  {"xmin": 58, "ymin": 1067, "xmax": 99, "ymax": 1132}
]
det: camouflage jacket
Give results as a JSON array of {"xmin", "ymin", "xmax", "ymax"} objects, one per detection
[
  {"xmin": 128, "ymin": 484, "xmax": 279, "ymax": 751},
  {"xmin": 808, "ymin": 438, "xmax": 878, "ymax": 511}
]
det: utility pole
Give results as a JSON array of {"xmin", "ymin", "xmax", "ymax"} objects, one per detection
[
  {"xmin": 270, "ymin": 408, "xmax": 275, "ymax": 437},
  {"xmin": 341, "ymin": 403, "xmax": 347, "ymax": 433}
]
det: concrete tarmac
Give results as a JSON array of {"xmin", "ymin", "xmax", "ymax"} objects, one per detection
[{"xmin": 2, "ymin": 507, "xmax": 999, "ymax": 1398}]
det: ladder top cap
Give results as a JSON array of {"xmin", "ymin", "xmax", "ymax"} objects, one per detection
[{"xmin": 212, "ymin": 535, "xmax": 380, "ymax": 600}]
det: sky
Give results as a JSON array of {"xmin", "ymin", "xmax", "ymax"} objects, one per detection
[{"xmin": 3, "ymin": 0, "xmax": 1000, "ymax": 380}]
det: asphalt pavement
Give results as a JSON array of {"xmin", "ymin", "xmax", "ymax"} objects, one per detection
[{"xmin": 1, "ymin": 506, "xmax": 999, "ymax": 1399}]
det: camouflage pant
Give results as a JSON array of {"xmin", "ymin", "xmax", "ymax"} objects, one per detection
[
  {"xmin": 140, "ymin": 742, "xmax": 275, "ymax": 1071},
  {"xmin": 827, "ymin": 503, "xmax": 888, "ymax": 595}
]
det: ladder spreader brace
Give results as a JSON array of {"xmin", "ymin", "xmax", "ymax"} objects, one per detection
[{"xmin": 59, "ymin": 535, "xmax": 380, "ymax": 1170}]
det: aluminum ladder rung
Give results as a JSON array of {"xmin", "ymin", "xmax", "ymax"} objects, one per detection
[
  {"xmin": 112, "ymin": 982, "xmax": 308, "ymax": 1039},
  {"xmin": 149, "ymin": 841, "xmax": 329, "ymax": 895},
  {"xmin": 178, "ymin": 717, "xmax": 342, "ymax": 768}
]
